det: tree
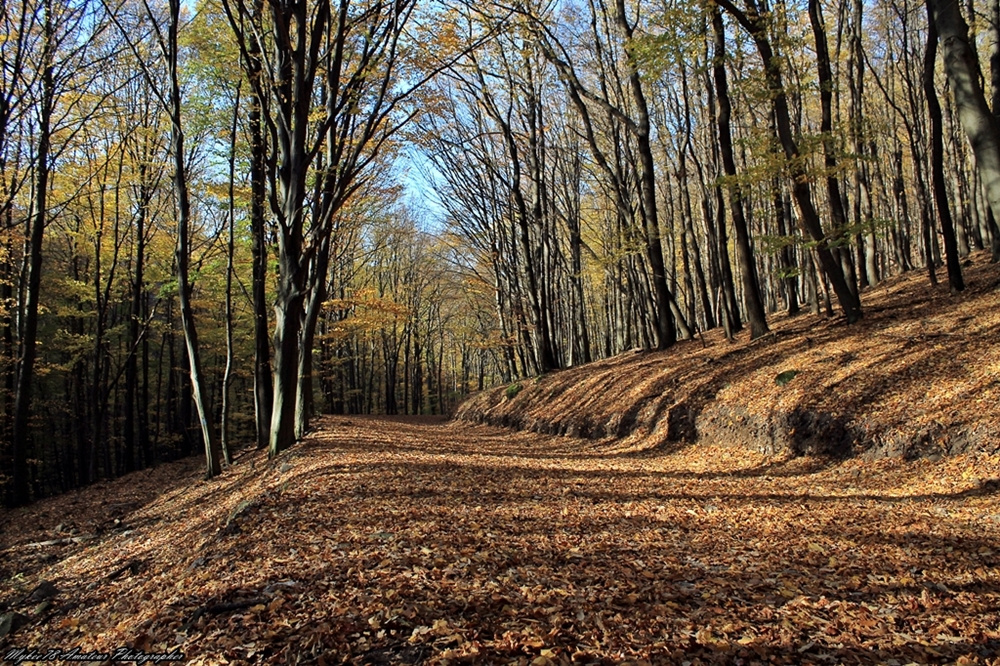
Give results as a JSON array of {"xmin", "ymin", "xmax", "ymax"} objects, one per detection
[
  {"xmin": 928, "ymin": 0, "xmax": 1000, "ymax": 258},
  {"xmin": 223, "ymin": 0, "xmax": 474, "ymax": 452},
  {"xmin": 107, "ymin": 0, "xmax": 223, "ymax": 478},
  {"xmin": 714, "ymin": 0, "xmax": 862, "ymax": 323},
  {"xmin": 710, "ymin": 4, "xmax": 769, "ymax": 339},
  {"xmin": 9, "ymin": 0, "xmax": 106, "ymax": 505},
  {"xmin": 925, "ymin": 0, "xmax": 965, "ymax": 292}
]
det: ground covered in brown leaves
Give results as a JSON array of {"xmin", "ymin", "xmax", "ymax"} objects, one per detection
[
  {"xmin": 458, "ymin": 254, "xmax": 1000, "ymax": 458},
  {"xmin": 2, "ymin": 415, "xmax": 1000, "ymax": 665}
]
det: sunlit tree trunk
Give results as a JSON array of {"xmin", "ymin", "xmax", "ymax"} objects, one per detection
[
  {"xmin": 221, "ymin": 85, "xmax": 241, "ymax": 465},
  {"xmin": 929, "ymin": 0, "xmax": 1000, "ymax": 257},
  {"xmin": 847, "ymin": 0, "xmax": 879, "ymax": 286},
  {"xmin": 925, "ymin": 0, "xmax": 965, "ymax": 292},
  {"xmin": 710, "ymin": 5, "xmax": 769, "ymax": 338},
  {"xmin": 296, "ymin": 232, "xmax": 331, "ymax": 438},
  {"xmin": 167, "ymin": 0, "xmax": 221, "ymax": 477}
]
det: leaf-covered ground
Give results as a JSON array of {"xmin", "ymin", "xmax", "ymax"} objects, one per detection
[{"xmin": 2, "ymin": 415, "xmax": 1000, "ymax": 665}]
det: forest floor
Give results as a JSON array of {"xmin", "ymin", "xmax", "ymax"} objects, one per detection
[
  {"xmin": 4, "ymin": 256, "xmax": 1000, "ymax": 665},
  {"xmin": 458, "ymin": 251, "xmax": 1000, "ymax": 459},
  {"xmin": 2, "ymin": 415, "xmax": 1000, "ymax": 665}
]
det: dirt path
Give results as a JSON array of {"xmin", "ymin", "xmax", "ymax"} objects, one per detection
[{"xmin": 3, "ymin": 416, "xmax": 1000, "ymax": 665}]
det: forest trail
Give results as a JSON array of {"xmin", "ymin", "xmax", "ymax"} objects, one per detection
[{"xmin": 3, "ymin": 416, "xmax": 1000, "ymax": 664}]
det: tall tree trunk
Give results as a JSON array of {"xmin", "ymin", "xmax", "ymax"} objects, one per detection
[
  {"xmin": 698, "ymin": 22, "xmax": 739, "ymax": 334},
  {"xmin": 929, "ymin": 0, "xmax": 1000, "ymax": 251},
  {"xmin": 167, "ymin": 0, "xmax": 221, "ymax": 477},
  {"xmin": 123, "ymin": 168, "xmax": 149, "ymax": 475},
  {"xmin": 809, "ymin": 0, "xmax": 858, "ymax": 299},
  {"xmin": 270, "ymin": 267, "xmax": 305, "ymax": 454},
  {"xmin": 925, "ymin": 0, "xmax": 965, "ymax": 292},
  {"xmin": 9, "ymin": 0, "xmax": 54, "ymax": 506},
  {"xmin": 139, "ymin": 293, "xmax": 151, "ymax": 467},
  {"xmin": 91, "ymin": 215, "xmax": 106, "ymax": 483},
  {"xmin": 296, "ymin": 233, "xmax": 331, "ymax": 439},
  {"xmin": 72, "ymin": 355, "xmax": 87, "ymax": 486},
  {"xmin": 221, "ymin": 86, "xmax": 241, "ymax": 465},
  {"xmin": 250, "ymin": 112, "xmax": 272, "ymax": 449},
  {"xmin": 565, "ymin": 152, "xmax": 591, "ymax": 363},
  {"xmin": 412, "ymin": 335, "xmax": 422, "ymax": 414},
  {"xmin": 985, "ymin": 0, "xmax": 1000, "ymax": 260},
  {"xmin": 775, "ymin": 183, "xmax": 800, "ymax": 315},
  {"xmin": 711, "ymin": 5, "xmax": 769, "ymax": 338},
  {"xmin": 1, "ymin": 233, "xmax": 14, "ymax": 477},
  {"xmin": 243, "ymin": 0, "xmax": 272, "ymax": 450},
  {"xmin": 848, "ymin": 0, "xmax": 878, "ymax": 287},
  {"xmin": 525, "ymin": 84, "xmax": 559, "ymax": 370}
]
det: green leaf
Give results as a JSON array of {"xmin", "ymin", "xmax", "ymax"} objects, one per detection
[{"xmin": 775, "ymin": 370, "xmax": 799, "ymax": 387}]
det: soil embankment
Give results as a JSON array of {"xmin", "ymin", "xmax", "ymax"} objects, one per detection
[{"xmin": 457, "ymin": 255, "xmax": 1000, "ymax": 459}]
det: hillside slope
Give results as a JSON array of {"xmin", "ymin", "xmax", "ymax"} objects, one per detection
[{"xmin": 457, "ymin": 255, "xmax": 1000, "ymax": 458}]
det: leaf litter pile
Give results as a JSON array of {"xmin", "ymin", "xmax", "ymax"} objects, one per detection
[{"xmin": 2, "ymin": 415, "xmax": 1000, "ymax": 665}]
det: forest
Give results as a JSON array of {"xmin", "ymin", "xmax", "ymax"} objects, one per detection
[
  {"xmin": 1, "ymin": 0, "xmax": 999, "ymax": 511},
  {"xmin": 3, "ymin": 0, "xmax": 1000, "ymax": 661}
]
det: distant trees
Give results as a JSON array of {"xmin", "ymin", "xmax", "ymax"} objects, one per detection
[
  {"xmin": 221, "ymin": 0, "xmax": 443, "ymax": 453},
  {"xmin": 6, "ymin": 0, "xmax": 109, "ymax": 505}
]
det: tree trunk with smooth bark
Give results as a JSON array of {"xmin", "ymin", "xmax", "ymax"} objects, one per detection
[
  {"xmin": 925, "ymin": 0, "xmax": 965, "ymax": 292},
  {"xmin": 929, "ymin": 0, "xmax": 1000, "ymax": 259},
  {"xmin": 711, "ymin": 5, "xmax": 769, "ymax": 338},
  {"xmin": 167, "ymin": 0, "xmax": 221, "ymax": 477}
]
